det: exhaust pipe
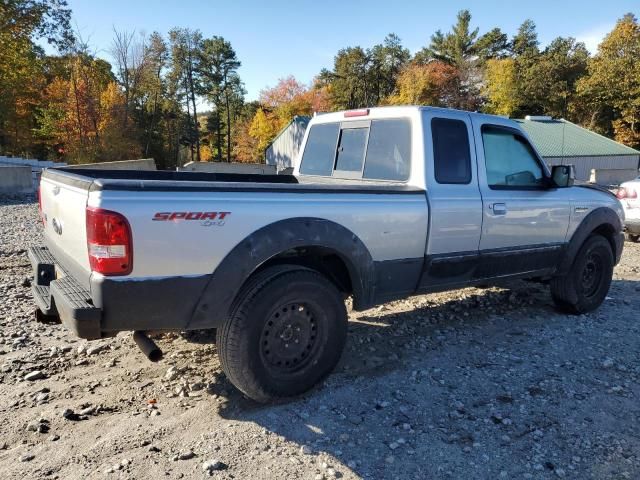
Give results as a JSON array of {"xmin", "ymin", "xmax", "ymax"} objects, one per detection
[{"xmin": 133, "ymin": 331, "xmax": 163, "ymax": 362}]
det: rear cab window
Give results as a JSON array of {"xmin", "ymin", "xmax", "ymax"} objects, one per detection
[{"xmin": 299, "ymin": 118, "xmax": 411, "ymax": 181}]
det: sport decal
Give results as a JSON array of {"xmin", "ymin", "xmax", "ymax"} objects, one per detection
[{"xmin": 153, "ymin": 211, "xmax": 230, "ymax": 227}]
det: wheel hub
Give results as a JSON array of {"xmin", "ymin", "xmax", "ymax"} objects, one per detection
[
  {"xmin": 261, "ymin": 303, "xmax": 317, "ymax": 371},
  {"xmin": 580, "ymin": 253, "xmax": 602, "ymax": 297}
]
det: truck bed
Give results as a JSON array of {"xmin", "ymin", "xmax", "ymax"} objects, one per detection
[{"xmin": 46, "ymin": 167, "xmax": 424, "ymax": 194}]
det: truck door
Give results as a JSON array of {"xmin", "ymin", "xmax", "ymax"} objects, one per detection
[
  {"xmin": 419, "ymin": 110, "xmax": 483, "ymax": 290},
  {"xmin": 472, "ymin": 118, "xmax": 571, "ymax": 277}
]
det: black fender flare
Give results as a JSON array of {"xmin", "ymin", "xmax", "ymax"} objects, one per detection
[
  {"xmin": 188, "ymin": 217, "xmax": 375, "ymax": 329},
  {"xmin": 557, "ymin": 207, "xmax": 623, "ymax": 275}
]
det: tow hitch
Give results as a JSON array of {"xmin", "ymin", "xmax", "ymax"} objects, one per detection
[{"xmin": 34, "ymin": 308, "xmax": 61, "ymax": 325}]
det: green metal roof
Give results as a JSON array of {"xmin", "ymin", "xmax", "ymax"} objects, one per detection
[{"xmin": 514, "ymin": 118, "xmax": 640, "ymax": 158}]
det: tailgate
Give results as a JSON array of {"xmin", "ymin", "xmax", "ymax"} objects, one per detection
[{"xmin": 40, "ymin": 173, "xmax": 92, "ymax": 287}]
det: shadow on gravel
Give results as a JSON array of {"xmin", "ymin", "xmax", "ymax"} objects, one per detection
[
  {"xmin": 206, "ymin": 277, "xmax": 640, "ymax": 478},
  {"xmin": 0, "ymin": 194, "xmax": 36, "ymax": 206}
]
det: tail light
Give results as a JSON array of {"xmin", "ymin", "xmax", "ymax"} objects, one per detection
[
  {"xmin": 37, "ymin": 186, "xmax": 44, "ymax": 225},
  {"xmin": 86, "ymin": 207, "xmax": 133, "ymax": 275},
  {"xmin": 617, "ymin": 187, "xmax": 638, "ymax": 199}
]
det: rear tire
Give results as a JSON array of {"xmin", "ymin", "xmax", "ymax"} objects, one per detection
[
  {"xmin": 550, "ymin": 235, "xmax": 613, "ymax": 314},
  {"xmin": 627, "ymin": 233, "xmax": 640, "ymax": 243},
  {"xmin": 217, "ymin": 265, "xmax": 348, "ymax": 403}
]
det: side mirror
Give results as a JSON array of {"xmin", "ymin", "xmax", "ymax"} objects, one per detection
[{"xmin": 551, "ymin": 165, "xmax": 575, "ymax": 188}]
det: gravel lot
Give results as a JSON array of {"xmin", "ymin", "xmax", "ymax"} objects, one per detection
[{"xmin": 1, "ymin": 194, "xmax": 639, "ymax": 480}]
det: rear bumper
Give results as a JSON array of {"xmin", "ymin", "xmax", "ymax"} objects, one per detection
[
  {"xmin": 29, "ymin": 245, "xmax": 210, "ymax": 339},
  {"xmin": 29, "ymin": 246, "xmax": 102, "ymax": 339},
  {"xmin": 624, "ymin": 218, "xmax": 640, "ymax": 235}
]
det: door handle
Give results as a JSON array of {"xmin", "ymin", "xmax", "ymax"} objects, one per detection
[{"xmin": 491, "ymin": 203, "xmax": 507, "ymax": 215}]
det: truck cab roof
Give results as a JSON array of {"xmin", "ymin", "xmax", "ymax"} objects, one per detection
[{"xmin": 310, "ymin": 105, "xmax": 521, "ymax": 130}]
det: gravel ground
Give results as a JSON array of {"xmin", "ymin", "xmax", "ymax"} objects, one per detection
[{"xmin": 1, "ymin": 194, "xmax": 639, "ymax": 480}]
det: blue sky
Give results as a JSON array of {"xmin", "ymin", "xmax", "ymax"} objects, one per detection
[{"xmin": 65, "ymin": 0, "xmax": 637, "ymax": 101}]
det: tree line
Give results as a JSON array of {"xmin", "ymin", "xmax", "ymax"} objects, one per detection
[{"xmin": 1, "ymin": 2, "xmax": 639, "ymax": 167}]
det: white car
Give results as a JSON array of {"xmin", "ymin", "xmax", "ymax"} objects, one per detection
[{"xmin": 617, "ymin": 176, "xmax": 640, "ymax": 242}]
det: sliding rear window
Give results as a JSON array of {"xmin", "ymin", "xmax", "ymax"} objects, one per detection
[
  {"xmin": 299, "ymin": 118, "xmax": 411, "ymax": 181},
  {"xmin": 299, "ymin": 123, "xmax": 340, "ymax": 176}
]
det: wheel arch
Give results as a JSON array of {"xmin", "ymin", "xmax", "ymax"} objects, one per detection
[
  {"xmin": 188, "ymin": 218, "xmax": 375, "ymax": 329},
  {"xmin": 558, "ymin": 207, "xmax": 623, "ymax": 275}
]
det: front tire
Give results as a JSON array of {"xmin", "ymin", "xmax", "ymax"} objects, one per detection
[
  {"xmin": 550, "ymin": 235, "xmax": 613, "ymax": 314},
  {"xmin": 217, "ymin": 265, "xmax": 348, "ymax": 403}
]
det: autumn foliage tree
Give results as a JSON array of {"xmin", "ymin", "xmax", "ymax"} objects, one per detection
[
  {"xmin": 386, "ymin": 62, "xmax": 459, "ymax": 106},
  {"xmin": 577, "ymin": 14, "xmax": 640, "ymax": 147},
  {"xmin": 234, "ymin": 76, "xmax": 329, "ymax": 162},
  {"xmin": 3, "ymin": 5, "xmax": 640, "ymax": 165},
  {"xmin": 36, "ymin": 53, "xmax": 140, "ymax": 162},
  {"xmin": 0, "ymin": 0, "xmax": 72, "ymax": 156},
  {"xmin": 483, "ymin": 58, "xmax": 519, "ymax": 116}
]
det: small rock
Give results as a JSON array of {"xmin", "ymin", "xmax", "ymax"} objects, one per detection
[
  {"xmin": 61, "ymin": 408, "xmax": 81, "ymax": 421},
  {"xmin": 178, "ymin": 450, "xmax": 195, "ymax": 460},
  {"xmin": 602, "ymin": 358, "xmax": 615, "ymax": 369},
  {"xmin": 86, "ymin": 344, "xmax": 106, "ymax": 355},
  {"xmin": 79, "ymin": 406, "xmax": 95, "ymax": 416},
  {"xmin": 35, "ymin": 392, "xmax": 49, "ymax": 403},
  {"xmin": 165, "ymin": 367, "xmax": 179, "ymax": 381},
  {"xmin": 202, "ymin": 459, "xmax": 226, "ymax": 473},
  {"xmin": 19, "ymin": 453, "xmax": 35, "ymax": 462},
  {"xmin": 300, "ymin": 445, "xmax": 312, "ymax": 455},
  {"xmin": 26, "ymin": 420, "xmax": 49, "ymax": 434},
  {"xmin": 24, "ymin": 370, "xmax": 45, "ymax": 381},
  {"xmin": 26, "ymin": 421, "xmax": 40, "ymax": 432}
]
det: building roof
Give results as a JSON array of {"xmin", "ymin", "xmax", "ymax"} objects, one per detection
[
  {"xmin": 514, "ymin": 117, "xmax": 640, "ymax": 158},
  {"xmin": 265, "ymin": 115, "xmax": 311, "ymax": 152}
]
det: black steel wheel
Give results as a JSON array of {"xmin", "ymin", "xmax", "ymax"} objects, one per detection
[
  {"xmin": 579, "ymin": 250, "xmax": 604, "ymax": 299},
  {"xmin": 217, "ymin": 265, "xmax": 347, "ymax": 402},
  {"xmin": 551, "ymin": 235, "xmax": 613, "ymax": 314},
  {"xmin": 260, "ymin": 302, "xmax": 322, "ymax": 375}
]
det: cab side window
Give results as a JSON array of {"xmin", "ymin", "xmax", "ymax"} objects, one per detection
[
  {"xmin": 431, "ymin": 118, "xmax": 471, "ymax": 184},
  {"xmin": 482, "ymin": 126, "xmax": 545, "ymax": 188}
]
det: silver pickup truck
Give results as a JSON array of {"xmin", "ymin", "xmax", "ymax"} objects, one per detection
[{"xmin": 30, "ymin": 106, "xmax": 625, "ymax": 402}]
